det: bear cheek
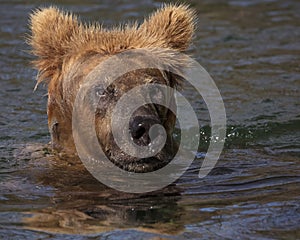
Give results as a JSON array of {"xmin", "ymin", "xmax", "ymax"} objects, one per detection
[{"xmin": 94, "ymin": 112, "xmax": 113, "ymax": 151}]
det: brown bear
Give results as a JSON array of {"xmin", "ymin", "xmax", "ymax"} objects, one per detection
[{"xmin": 28, "ymin": 4, "xmax": 196, "ymax": 172}]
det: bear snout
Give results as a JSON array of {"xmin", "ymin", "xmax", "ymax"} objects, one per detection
[{"xmin": 129, "ymin": 115, "xmax": 162, "ymax": 146}]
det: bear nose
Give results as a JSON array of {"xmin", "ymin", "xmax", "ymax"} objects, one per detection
[{"xmin": 129, "ymin": 116, "xmax": 160, "ymax": 146}]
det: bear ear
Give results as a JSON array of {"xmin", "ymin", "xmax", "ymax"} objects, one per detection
[
  {"xmin": 139, "ymin": 4, "xmax": 196, "ymax": 51},
  {"xmin": 28, "ymin": 7, "xmax": 80, "ymax": 84}
]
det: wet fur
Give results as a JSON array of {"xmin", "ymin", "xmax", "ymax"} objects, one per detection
[{"xmin": 28, "ymin": 4, "xmax": 196, "ymax": 172}]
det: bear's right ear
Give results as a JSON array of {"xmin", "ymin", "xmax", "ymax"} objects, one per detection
[{"xmin": 28, "ymin": 7, "xmax": 79, "ymax": 84}]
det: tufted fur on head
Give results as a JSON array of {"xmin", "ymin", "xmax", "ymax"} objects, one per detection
[{"xmin": 28, "ymin": 4, "xmax": 196, "ymax": 86}]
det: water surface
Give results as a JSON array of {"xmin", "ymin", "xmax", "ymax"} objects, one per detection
[{"xmin": 0, "ymin": 0, "xmax": 299, "ymax": 239}]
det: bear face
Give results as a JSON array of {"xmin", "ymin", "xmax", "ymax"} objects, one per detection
[
  {"xmin": 28, "ymin": 4, "xmax": 196, "ymax": 172},
  {"xmin": 93, "ymin": 68, "xmax": 178, "ymax": 172}
]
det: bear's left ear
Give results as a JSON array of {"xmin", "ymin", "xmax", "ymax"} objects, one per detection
[{"xmin": 139, "ymin": 4, "xmax": 196, "ymax": 51}]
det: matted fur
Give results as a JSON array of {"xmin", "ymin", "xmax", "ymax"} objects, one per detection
[{"xmin": 28, "ymin": 4, "xmax": 196, "ymax": 85}]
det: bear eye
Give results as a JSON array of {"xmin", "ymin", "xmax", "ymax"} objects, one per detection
[
  {"xmin": 95, "ymin": 86, "xmax": 106, "ymax": 97},
  {"xmin": 94, "ymin": 84, "xmax": 117, "ymax": 98}
]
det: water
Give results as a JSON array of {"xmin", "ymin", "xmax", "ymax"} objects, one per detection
[{"xmin": 1, "ymin": 0, "xmax": 300, "ymax": 239}]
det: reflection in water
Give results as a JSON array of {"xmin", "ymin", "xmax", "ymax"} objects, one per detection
[
  {"xmin": 11, "ymin": 145, "xmax": 184, "ymax": 235},
  {"xmin": 1, "ymin": 143, "xmax": 298, "ymax": 238},
  {"xmin": 0, "ymin": 0, "xmax": 300, "ymax": 239}
]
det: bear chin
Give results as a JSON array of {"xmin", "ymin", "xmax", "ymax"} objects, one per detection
[{"xmin": 112, "ymin": 157, "xmax": 171, "ymax": 173}]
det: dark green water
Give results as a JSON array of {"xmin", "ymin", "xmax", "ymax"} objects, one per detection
[{"xmin": 0, "ymin": 0, "xmax": 299, "ymax": 239}]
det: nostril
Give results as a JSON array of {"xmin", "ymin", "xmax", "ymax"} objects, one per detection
[
  {"xmin": 132, "ymin": 124, "xmax": 146, "ymax": 140},
  {"xmin": 130, "ymin": 116, "xmax": 161, "ymax": 145}
]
